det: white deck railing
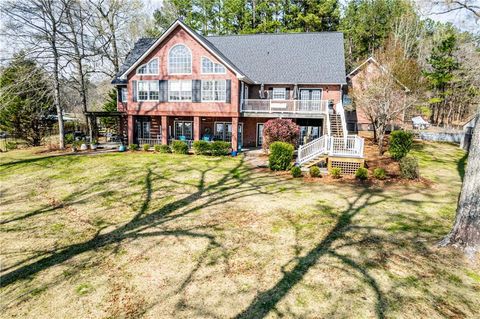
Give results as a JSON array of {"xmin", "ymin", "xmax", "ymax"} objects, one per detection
[
  {"xmin": 335, "ymin": 102, "xmax": 348, "ymax": 137},
  {"xmin": 297, "ymin": 135, "xmax": 365, "ymax": 164},
  {"xmin": 138, "ymin": 137, "xmax": 162, "ymax": 146},
  {"xmin": 242, "ymin": 99, "xmax": 328, "ymax": 114}
]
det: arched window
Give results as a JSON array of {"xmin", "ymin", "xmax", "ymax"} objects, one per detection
[
  {"xmin": 137, "ymin": 58, "xmax": 159, "ymax": 75},
  {"xmin": 168, "ymin": 44, "xmax": 192, "ymax": 74}
]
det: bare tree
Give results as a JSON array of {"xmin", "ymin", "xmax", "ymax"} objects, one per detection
[
  {"xmin": 440, "ymin": 111, "xmax": 480, "ymax": 255},
  {"xmin": 1, "ymin": 0, "xmax": 70, "ymax": 149},
  {"xmin": 431, "ymin": 0, "xmax": 480, "ymax": 18}
]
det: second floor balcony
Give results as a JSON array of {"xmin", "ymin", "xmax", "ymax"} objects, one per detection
[{"xmin": 241, "ymin": 99, "xmax": 330, "ymax": 116}]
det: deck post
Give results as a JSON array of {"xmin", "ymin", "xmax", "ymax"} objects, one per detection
[
  {"xmin": 161, "ymin": 116, "xmax": 168, "ymax": 145},
  {"xmin": 127, "ymin": 115, "xmax": 134, "ymax": 145},
  {"xmin": 193, "ymin": 116, "xmax": 200, "ymax": 141},
  {"xmin": 232, "ymin": 117, "xmax": 239, "ymax": 151}
]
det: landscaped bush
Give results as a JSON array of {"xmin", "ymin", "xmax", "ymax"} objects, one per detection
[
  {"xmin": 389, "ymin": 130, "xmax": 414, "ymax": 160},
  {"xmin": 291, "ymin": 165, "xmax": 302, "ymax": 178},
  {"xmin": 309, "ymin": 166, "xmax": 321, "ymax": 178},
  {"xmin": 142, "ymin": 144, "xmax": 150, "ymax": 151},
  {"xmin": 171, "ymin": 140, "xmax": 188, "ymax": 154},
  {"xmin": 262, "ymin": 118, "xmax": 300, "ymax": 151},
  {"xmin": 193, "ymin": 140, "xmax": 211, "ymax": 155},
  {"xmin": 400, "ymin": 156, "xmax": 420, "ymax": 179},
  {"xmin": 159, "ymin": 144, "xmax": 171, "ymax": 153},
  {"xmin": 355, "ymin": 167, "xmax": 369, "ymax": 180},
  {"xmin": 128, "ymin": 144, "xmax": 138, "ymax": 151},
  {"xmin": 210, "ymin": 141, "xmax": 230, "ymax": 156},
  {"xmin": 154, "ymin": 144, "xmax": 161, "ymax": 152},
  {"xmin": 330, "ymin": 167, "xmax": 342, "ymax": 179},
  {"xmin": 373, "ymin": 167, "xmax": 387, "ymax": 180},
  {"xmin": 65, "ymin": 133, "xmax": 74, "ymax": 145},
  {"xmin": 268, "ymin": 141, "xmax": 294, "ymax": 171}
]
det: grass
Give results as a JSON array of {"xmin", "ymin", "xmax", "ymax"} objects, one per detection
[{"xmin": 1, "ymin": 142, "xmax": 479, "ymax": 318}]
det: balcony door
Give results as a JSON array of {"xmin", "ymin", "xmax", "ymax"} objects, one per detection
[{"xmin": 299, "ymin": 89, "xmax": 322, "ymax": 111}]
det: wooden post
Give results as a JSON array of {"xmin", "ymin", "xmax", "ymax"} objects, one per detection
[
  {"xmin": 194, "ymin": 116, "xmax": 201, "ymax": 141},
  {"xmin": 162, "ymin": 116, "xmax": 168, "ymax": 145},
  {"xmin": 232, "ymin": 117, "xmax": 239, "ymax": 151},
  {"xmin": 127, "ymin": 115, "xmax": 134, "ymax": 145}
]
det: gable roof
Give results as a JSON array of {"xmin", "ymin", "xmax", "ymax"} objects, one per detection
[
  {"xmin": 112, "ymin": 19, "xmax": 347, "ymax": 85},
  {"xmin": 347, "ymin": 57, "xmax": 410, "ymax": 92}
]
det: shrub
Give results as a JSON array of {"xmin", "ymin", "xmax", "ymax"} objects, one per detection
[
  {"xmin": 193, "ymin": 140, "xmax": 211, "ymax": 155},
  {"xmin": 65, "ymin": 133, "xmax": 74, "ymax": 145},
  {"xmin": 262, "ymin": 118, "xmax": 300, "ymax": 151},
  {"xmin": 142, "ymin": 144, "xmax": 150, "ymax": 151},
  {"xmin": 159, "ymin": 144, "xmax": 171, "ymax": 153},
  {"xmin": 5, "ymin": 141, "xmax": 17, "ymax": 151},
  {"xmin": 389, "ymin": 130, "xmax": 414, "ymax": 160},
  {"xmin": 268, "ymin": 141, "xmax": 294, "ymax": 171},
  {"xmin": 355, "ymin": 167, "xmax": 368, "ymax": 180},
  {"xmin": 291, "ymin": 166, "xmax": 302, "ymax": 178},
  {"xmin": 171, "ymin": 140, "xmax": 188, "ymax": 154},
  {"xmin": 400, "ymin": 156, "xmax": 420, "ymax": 179},
  {"xmin": 309, "ymin": 166, "xmax": 321, "ymax": 178},
  {"xmin": 128, "ymin": 144, "xmax": 138, "ymax": 151},
  {"xmin": 154, "ymin": 144, "xmax": 161, "ymax": 152},
  {"xmin": 210, "ymin": 141, "xmax": 230, "ymax": 156},
  {"xmin": 373, "ymin": 167, "xmax": 387, "ymax": 180},
  {"xmin": 330, "ymin": 167, "xmax": 342, "ymax": 179}
]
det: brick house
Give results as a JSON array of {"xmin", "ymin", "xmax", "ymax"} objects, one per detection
[{"xmin": 112, "ymin": 20, "xmax": 365, "ymax": 171}]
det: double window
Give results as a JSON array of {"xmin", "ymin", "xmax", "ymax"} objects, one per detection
[
  {"xmin": 168, "ymin": 80, "xmax": 192, "ymax": 101},
  {"xmin": 137, "ymin": 58, "xmax": 159, "ymax": 75},
  {"xmin": 137, "ymin": 81, "xmax": 159, "ymax": 101},
  {"xmin": 202, "ymin": 80, "xmax": 226, "ymax": 102},
  {"xmin": 168, "ymin": 44, "xmax": 192, "ymax": 74},
  {"xmin": 201, "ymin": 57, "xmax": 226, "ymax": 74}
]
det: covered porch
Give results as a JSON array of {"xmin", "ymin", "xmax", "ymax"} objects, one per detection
[{"xmin": 127, "ymin": 115, "xmax": 242, "ymax": 151}]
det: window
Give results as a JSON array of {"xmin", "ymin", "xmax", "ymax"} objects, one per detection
[
  {"xmin": 168, "ymin": 44, "xmax": 191, "ymax": 74},
  {"xmin": 137, "ymin": 81, "xmax": 159, "ymax": 101},
  {"xmin": 272, "ymin": 88, "xmax": 286, "ymax": 100},
  {"xmin": 201, "ymin": 57, "xmax": 226, "ymax": 74},
  {"xmin": 174, "ymin": 121, "xmax": 193, "ymax": 140},
  {"xmin": 121, "ymin": 87, "xmax": 128, "ymax": 102},
  {"xmin": 168, "ymin": 80, "xmax": 192, "ymax": 101},
  {"xmin": 137, "ymin": 58, "xmax": 159, "ymax": 75},
  {"xmin": 202, "ymin": 80, "xmax": 226, "ymax": 102}
]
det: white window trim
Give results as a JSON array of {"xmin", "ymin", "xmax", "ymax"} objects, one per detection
[
  {"xmin": 201, "ymin": 79, "xmax": 227, "ymax": 102},
  {"xmin": 168, "ymin": 44, "xmax": 192, "ymax": 75},
  {"xmin": 137, "ymin": 80, "xmax": 159, "ymax": 101},
  {"xmin": 173, "ymin": 120, "xmax": 194, "ymax": 139},
  {"xmin": 272, "ymin": 87, "xmax": 287, "ymax": 100},
  {"xmin": 299, "ymin": 88, "xmax": 323, "ymax": 100},
  {"xmin": 168, "ymin": 80, "xmax": 192, "ymax": 102},
  {"xmin": 121, "ymin": 87, "xmax": 128, "ymax": 102},
  {"xmin": 136, "ymin": 57, "xmax": 159, "ymax": 75},
  {"xmin": 201, "ymin": 56, "xmax": 227, "ymax": 74}
]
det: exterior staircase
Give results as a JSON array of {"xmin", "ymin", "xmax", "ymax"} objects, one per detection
[
  {"xmin": 297, "ymin": 102, "xmax": 365, "ymax": 168},
  {"xmin": 329, "ymin": 114, "xmax": 344, "ymax": 137}
]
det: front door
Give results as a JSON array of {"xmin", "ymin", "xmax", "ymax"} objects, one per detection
[
  {"xmin": 134, "ymin": 117, "xmax": 151, "ymax": 143},
  {"xmin": 257, "ymin": 123, "xmax": 264, "ymax": 147}
]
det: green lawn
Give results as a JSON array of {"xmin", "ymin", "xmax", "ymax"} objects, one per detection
[{"xmin": 1, "ymin": 142, "xmax": 479, "ymax": 319}]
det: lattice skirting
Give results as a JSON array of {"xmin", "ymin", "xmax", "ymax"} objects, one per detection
[{"xmin": 328, "ymin": 157, "xmax": 365, "ymax": 175}]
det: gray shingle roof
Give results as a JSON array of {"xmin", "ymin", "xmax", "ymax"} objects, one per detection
[
  {"xmin": 112, "ymin": 29, "xmax": 347, "ymax": 85},
  {"xmin": 206, "ymin": 33, "xmax": 346, "ymax": 84},
  {"xmin": 112, "ymin": 37, "xmax": 157, "ymax": 84}
]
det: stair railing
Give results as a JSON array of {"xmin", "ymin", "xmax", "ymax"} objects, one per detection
[
  {"xmin": 335, "ymin": 102, "xmax": 348, "ymax": 139},
  {"xmin": 297, "ymin": 135, "xmax": 328, "ymax": 164}
]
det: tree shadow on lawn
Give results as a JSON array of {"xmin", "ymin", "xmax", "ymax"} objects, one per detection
[{"xmin": 0, "ymin": 157, "xmax": 292, "ymax": 292}]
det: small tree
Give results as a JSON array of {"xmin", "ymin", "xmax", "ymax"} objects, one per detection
[
  {"xmin": 0, "ymin": 53, "xmax": 54, "ymax": 146},
  {"xmin": 262, "ymin": 118, "xmax": 300, "ymax": 151}
]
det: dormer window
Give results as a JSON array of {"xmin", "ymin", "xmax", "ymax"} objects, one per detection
[
  {"xmin": 137, "ymin": 58, "xmax": 159, "ymax": 75},
  {"xmin": 168, "ymin": 44, "xmax": 192, "ymax": 74},
  {"xmin": 201, "ymin": 57, "xmax": 226, "ymax": 74}
]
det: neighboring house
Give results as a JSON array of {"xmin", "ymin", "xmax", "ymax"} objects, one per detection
[
  {"xmin": 111, "ymin": 19, "xmax": 365, "ymax": 173},
  {"xmin": 346, "ymin": 57, "xmax": 410, "ymax": 133}
]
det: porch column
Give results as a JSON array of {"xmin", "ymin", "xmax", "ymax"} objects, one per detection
[
  {"xmin": 161, "ymin": 115, "xmax": 168, "ymax": 145},
  {"xmin": 127, "ymin": 115, "xmax": 134, "ymax": 145},
  {"xmin": 194, "ymin": 116, "xmax": 201, "ymax": 141},
  {"xmin": 232, "ymin": 117, "xmax": 239, "ymax": 151}
]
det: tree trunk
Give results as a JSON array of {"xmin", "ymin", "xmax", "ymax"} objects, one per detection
[{"xmin": 440, "ymin": 111, "xmax": 480, "ymax": 253}]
